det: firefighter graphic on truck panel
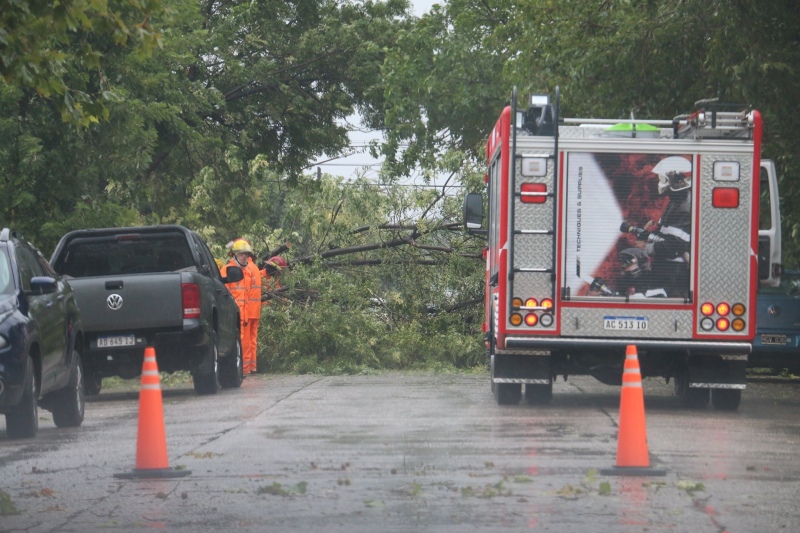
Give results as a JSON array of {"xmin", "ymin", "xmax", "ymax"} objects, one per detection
[{"xmin": 567, "ymin": 152, "xmax": 693, "ymax": 299}]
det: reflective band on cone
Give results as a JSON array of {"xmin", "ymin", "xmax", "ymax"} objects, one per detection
[
  {"xmin": 601, "ymin": 345, "xmax": 666, "ymax": 477},
  {"xmin": 114, "ymin": 346, "xmax": 191, "ymax": 479}
]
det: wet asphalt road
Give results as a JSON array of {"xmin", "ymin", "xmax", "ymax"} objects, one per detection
[{"xmin": 1, "ymin": 372, "xmax": 799, "ymax": 532}]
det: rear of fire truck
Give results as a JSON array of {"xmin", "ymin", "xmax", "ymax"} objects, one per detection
[{"xmin": 463, "ymin": 88, "xmax": 782, "ymax": 410}]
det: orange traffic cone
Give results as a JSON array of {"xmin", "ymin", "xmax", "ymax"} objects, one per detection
[
  {"xmin": 114, "ymin": 347, "xmax": 191, "ymax": 479},
  {"xmin": 601, "ymin": 345, "xmax": 666, "ymax": 476}
]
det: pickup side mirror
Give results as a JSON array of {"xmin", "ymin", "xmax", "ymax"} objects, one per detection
[
  {"xmin": 463, "ymin": 193, "xmax": 487, "ymax": 236},
  {"xmin": 29, "ymin": 276, "xmax": 58, "ymax": 295},
  {"xmin": 222, "ymin": 265, "xmax": 244, "ymax": 284}
]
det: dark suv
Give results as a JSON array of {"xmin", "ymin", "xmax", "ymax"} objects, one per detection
[{"xmin": 0, "ymin": 229, "xmax": 85, "ymax": 439}]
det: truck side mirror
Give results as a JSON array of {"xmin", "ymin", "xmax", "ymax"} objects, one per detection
[
  {"xmin": 222, "ymin": 265, "xmax": 244, "ymax": 284},
  {"xmin": 463, "ymin": 193, "xmax": 486, "ymax": 235}
]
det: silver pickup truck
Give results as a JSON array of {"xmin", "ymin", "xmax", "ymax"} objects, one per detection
[{"xmin": 50, "ymin": 225, "xmax": 244, "ymax": 395}]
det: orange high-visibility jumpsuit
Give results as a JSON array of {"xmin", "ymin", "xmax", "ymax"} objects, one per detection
[
  {"xmin": 245, "ymin": 258, "xmax": 263, "ymax": 374},
  {"xmin": 221, "ymin": 258, "xmax": 253, "ymax": 374}
]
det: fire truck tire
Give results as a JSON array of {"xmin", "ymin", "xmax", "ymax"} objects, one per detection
[
  {"xmin": 495, "ymin": 383, "xmax": 522, "ymax": 405},
  {"xmin": 711, "ymin": 389, "xmax": 741, "ymax": 411},
  {"xmin": 525, "ymin": 383, "xmax": 553, "ymax": 405},
  {"xmin": 674, "ymin": 374, "xmax": 709, "ymax": 409}
]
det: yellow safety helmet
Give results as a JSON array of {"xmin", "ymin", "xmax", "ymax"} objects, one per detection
[{"xmin": 231, "ymin": 239, "xmax": 253, "ymax": 255}]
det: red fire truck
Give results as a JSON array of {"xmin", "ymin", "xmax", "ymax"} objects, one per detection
[{"xmin": 464, "ymin": 88, "xmax": 782, "ymax": 410}]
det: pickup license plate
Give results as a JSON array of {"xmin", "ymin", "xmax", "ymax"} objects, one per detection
[
  {"xmin": 97, "ymin": 335, "xmax": 136, "ymax": 348},
  {"xmin": 760, "ymin": 334, "xmax": 789, "ymax": 346},
  {"xmin": 604, "ymin": 316, "xmax": 649, "ymax": 331}
]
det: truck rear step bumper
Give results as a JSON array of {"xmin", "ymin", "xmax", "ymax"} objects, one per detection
[{"xmin": 503, "ymin": 336, "xmax": 751, "ymax": 355}]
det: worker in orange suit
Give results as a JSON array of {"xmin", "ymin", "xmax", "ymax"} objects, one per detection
[
  {"xmin": 244, "ymin": 251, "xmax": 263, "ymax": 374},
  {"xmin": 221, "ymin": 239, "xmax": 255, "ymax": 375},
  {"xmin": 245, "ymin": 254, "xmax": 289, "ymax": 374}
]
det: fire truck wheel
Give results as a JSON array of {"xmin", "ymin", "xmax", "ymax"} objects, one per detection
[
  {"xmin": 674, "ymin": 373, "xmax": 709, "ymax": 409},
  {"xmin": 494, "ymin": 383, "xmax": 522, "ymax": 405},
  {"xmin": 711, "ymin": 389, "xmax": 741, "ymax": 411},
  {"xmin": 525, "ymin": 383, "xmax": 553, "ymax": 405}
]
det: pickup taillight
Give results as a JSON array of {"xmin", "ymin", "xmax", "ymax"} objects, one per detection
[{"xmin": 182, "ymin": 283, "xmax": 201, "ymax": 319}]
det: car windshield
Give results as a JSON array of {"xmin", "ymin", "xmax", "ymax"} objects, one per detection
[{"xmin": 0, "ymin": 247, "xmax": 14, "ymax": 295}]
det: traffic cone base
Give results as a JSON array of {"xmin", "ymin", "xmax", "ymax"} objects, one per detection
[
  {"xmin": 601, "ymin": 345, "xmax": 666, "ymax": 477},
  {"xmin": 114, "ymin": 346, "xmax": 191, "ymax": 480}
]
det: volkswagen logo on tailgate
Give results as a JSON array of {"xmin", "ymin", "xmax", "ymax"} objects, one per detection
[{"xmin": 107, "ymin": 294, "xmax": 124, "ymax": 310}]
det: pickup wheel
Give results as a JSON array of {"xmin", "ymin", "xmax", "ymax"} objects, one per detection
[
  {"xmin": 219, "ymin": 337, "xmax": 244, "ymax": 389},
  {"xmin": 52, "ymin": 351, "xmax": 86, "ymax": 428},
  {"xmin": 5, "ymin": 355, "xmax": 38, "ymax": 439},
  {"xmin": 193, "ymin": 334, "xmax": 220, "ymax": 395},
  {"xmin": 711, "ymin": 389, "xmax": 742, "ymax": 411}
]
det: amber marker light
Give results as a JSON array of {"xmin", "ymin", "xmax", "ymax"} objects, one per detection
[
  {"xmin": 716, "ymin": 317, "xmax": 730, "ymax": 331},
  {"xmin": 525, "ymin": 313, "xmax": 538, "ymax": 326},
  {"xmin": 541, "ymin": 298, "xmax": 554, "ymax": 310},
  {"xmin": 525, "ymin": 298, "xmax": 538, "ymax": 308},
  {"xmin": 716, "ymin": 302, "xmax": 731, "ymax": 316},
  {"xmin": 512, "ymin": 297, "xmax": 523, "ymax": 308},
  {"xmin": 510, "ymin": 313, "xmax": 523, "ymax": 326},
  {"xmin": 732, "ymin": 303, "xmax": 746, "ymax": 316},
  {"xmin": 701, "ymin": 302, "xmax": 715, "ymax": 316},
  {"xmin": 732, "ymin": 318, "xmax": 746, "ymax": 332}
]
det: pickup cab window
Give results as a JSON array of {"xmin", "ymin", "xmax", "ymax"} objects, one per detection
[{"xmin": 60, "ymin": 233, "xmax": 197, "ymax": 277}]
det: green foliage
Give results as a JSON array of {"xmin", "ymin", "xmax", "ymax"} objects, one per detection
[
  {"xmin": 255, "ymin": 174, "xmax": 486, "ymax": 374},
  {"xmin": 0, "ymin": 0, "xmax": 164, "ymax": 124}
]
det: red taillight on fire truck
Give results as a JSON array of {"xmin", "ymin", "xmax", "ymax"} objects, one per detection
[
  {"xmin": 700, "ymin": 301, "xmax": 746, "ymax": 332},
  {"xmin": 541, "ymin": 298, "xmax": 553, "ymax": 310},
  {"xmin": 525, "ymin": 313, "xmax": 538, "ymax": 326},
  {"xmin": 182, "ymin": 283, "xmax": 201, "ymax": 319},
  {"xmin": 520, "ymin": 183, "xmax": 547, "ymax": 204},
  {"xmin": 712, "ymin": 188, "xmax": 740, "ymax": 208},
  {"xmin": 525, "ymin": 298, "xmax": 538, "ymax": 308}
]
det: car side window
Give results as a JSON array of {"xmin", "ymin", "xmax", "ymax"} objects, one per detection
[
  {"xmin": 15, "ymin": 245, "xmax": 46, "ymax": 292},
  {"xmin": 0, "ymin": 248, "xmax": 13, "ymax": 295}
]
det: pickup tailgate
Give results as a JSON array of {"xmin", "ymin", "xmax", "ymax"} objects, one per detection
[{"xmin": 68, "ymin": 274, "xmax": 184, "ymax": 331}]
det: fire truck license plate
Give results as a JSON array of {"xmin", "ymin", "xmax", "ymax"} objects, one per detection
[
  {"xmin": 603, "ymin": 316, "xmax": 649, "ymax": 331},
  {"xmin": 97, "ymin": 335, "xmax": 136, "ymax": 348}
]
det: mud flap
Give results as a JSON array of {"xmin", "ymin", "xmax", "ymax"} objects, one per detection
[
  {"xmin": 194, "ymin": 341, "xmax": 217, "ymax": 375},
  {"xmin": 688, "ymin": 356, "xmax": 747, "ymax": 389},
  {"xmin": 492, "ymin": 353, "xmax": 551, "ymax": 384}
]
